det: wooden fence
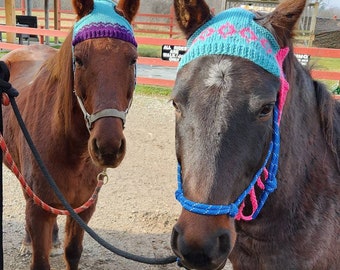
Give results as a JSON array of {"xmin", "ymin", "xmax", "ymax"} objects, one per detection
[
  {"xmin": 0, "ymin": 25, "xmax": 339, "ymax": 97},
  {"xmin": 0, "ymin": 5, "xmax": 181, "ymax": 38}
]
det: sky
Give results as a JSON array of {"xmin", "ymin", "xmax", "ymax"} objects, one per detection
[{"xmin": 328, "ymin": 0, "xmax": 340, "ymax": 8}]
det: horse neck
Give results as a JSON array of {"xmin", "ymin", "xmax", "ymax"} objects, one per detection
[
  {"xmin": 280, "ymin": 55, "xmax": 340, "ymax": 172},
  {"xmin": 242, "ymin": 55, "xmax": 340, "ymax": 227}
]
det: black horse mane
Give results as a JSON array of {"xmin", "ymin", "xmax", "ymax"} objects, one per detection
[
  {"xmin": 314, "ymin": 80, "xmax": 340, "ymax": 171},
  {"xmin": 265, "ymin": 7, "xmax": 340, "ymax": 172}
]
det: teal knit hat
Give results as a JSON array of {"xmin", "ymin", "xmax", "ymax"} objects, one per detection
[
  {"xmin": 178, "ymin": 8, "xmax": 280, "ymax": 77},
  {"xmin": 72, "ymin": 0, "xmax": 136, "ymax": 47}
]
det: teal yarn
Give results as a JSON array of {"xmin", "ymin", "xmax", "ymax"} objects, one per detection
[
  {"xmin": 178, "ymin": 8, "xmax": 280, "ymax": 77},
  {"xmin": 72, "ymin": 0, "xmax": 136, "ymax": 47}
]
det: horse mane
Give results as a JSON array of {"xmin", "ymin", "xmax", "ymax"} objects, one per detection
[
  {"xmin": 279, "ymin": 32, "xmax": 340, "ymax": 172},
  {"xmin": 43, "ymin": 32, "xmax": 74, "ymax": 136},
  {"xmin": 278, "ymin": 27, "xmax": 340, "ymax": 172},
  {"xmin": 314, "ymin": 80, "xmax": 340, "ymax": 171},
  {"xmin": 256, "ymin": 8, "xmax": 340, "ymax": 171}
]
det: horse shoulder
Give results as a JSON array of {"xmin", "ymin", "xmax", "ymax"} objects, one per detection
[
  {"xmin": 1, "ymin": 45, "xmax": 57, "ymax": 91},
  {"xmin": 2, "ymin": 45, "xmax": 59, "ymax": 167}
]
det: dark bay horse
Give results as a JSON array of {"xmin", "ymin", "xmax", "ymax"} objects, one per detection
[
  {"xmin": 170, "ymin": 0, "xmax": 340, "ymax": 269},
  {"xmin": 1, "ymin": 0, "xmax": 140, "ymax": 269}
]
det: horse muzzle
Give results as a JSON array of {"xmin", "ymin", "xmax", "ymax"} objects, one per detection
[
  {"xmin": 171, "ymin": 209, "xmax": 236, "ymax": 270},
  {"xmin": 88, "ymin": 117, "xmax": 126, "ymax": 168}
]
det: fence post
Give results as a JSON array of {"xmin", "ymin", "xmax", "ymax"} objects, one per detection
[
  {"xmin": 309, "ymin": 2, "xmax": 319, "ymax": 47},
  {"xmin": 57, "ymin": 0, "xmax": 62, "ymax": 30},
  {"xmin": 53, "ymin": 0, "xmax": 60, "ymax": 44},
  {"xmin": 20, "ymin": 0, "xmax": 25, "ymax": 15},
  {"xmin": 169, "ymin": 6, "xmax": 174, "ymax": 38},
  {"xmin": 39, "ymin": 26, "xmax": 44, "ymax": 44},
  {"xmin": 5, "ymin": 0, "xmax": 16, "ymax": 43},
  {"xmin": 26, "ymin": 0, "xmax": 32, "ymax": 16}
]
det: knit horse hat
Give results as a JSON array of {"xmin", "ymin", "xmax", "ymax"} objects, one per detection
[
  {"xmin": 72, "ymin": 0, "xmax": 137, "ymax": 48},
  {"xmin": 176, "ymin": 7, "xmax": 290, "ymax": 220},
  {"xmin": 179, "ymin": 8, "xmax": 281, "ymax": 77}
]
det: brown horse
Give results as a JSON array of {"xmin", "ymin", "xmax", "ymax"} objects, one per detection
[
  {"xmin": 1, "ymin": 0, "xmax": 140, "ymax": 269},
  {"xmin": 170, "ymin": 0, "xmax": 340, "ymax": 269}
]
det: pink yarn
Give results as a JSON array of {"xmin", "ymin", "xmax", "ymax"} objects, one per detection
[
  {"xmin": 235, "ymin": 48, "xmax": 290, "ymax": 221},
  {"xmin": 276, "ymin": 47, "xmax": 290, "ymax": 123}
]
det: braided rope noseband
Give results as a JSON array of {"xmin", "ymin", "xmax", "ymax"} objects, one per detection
[
  {"xmin": 175, "ymin": 8, "xmax": 290, "ymax": 221},
  {"xmin": 72, "ymin": 0, "xmax": 137, "ymax": 131}
]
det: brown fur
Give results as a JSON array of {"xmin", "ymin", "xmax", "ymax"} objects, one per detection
[
  {"xmin": 116, "ymin": 0, "xmax": 140, "ymax": 23},
  {"xmin": 72, "ymin": 0, "xmax": 94, "ymax": 20},
  {"xmin": 173, "ymin": 0, "xmax": 212, "ymax": 38},
  {"xmin": 1, "ymin": 0, "xmax": 140, "ymax": 269}
]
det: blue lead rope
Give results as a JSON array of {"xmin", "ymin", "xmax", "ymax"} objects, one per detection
[{"xmin": 175, "ymin": 105, "xmax": 280, "ymax": 220}]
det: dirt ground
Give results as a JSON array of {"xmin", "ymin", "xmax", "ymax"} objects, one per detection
[{"xmin": 2, "ymin": 94, "xmax": 233, "ymax": 270}]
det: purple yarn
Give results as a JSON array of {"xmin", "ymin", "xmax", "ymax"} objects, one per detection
[{"xmin": 72, "ymin": 22, "xmax": 137, "ymax": 47}]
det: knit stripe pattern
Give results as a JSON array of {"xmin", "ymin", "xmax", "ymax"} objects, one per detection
[
  {"xmin": 72, "ymin": 0, "xmax": 137, "ymax": 47},
  {"xmin": 178, "ymin": 8, "xmax": 280, "ymax": 77}
]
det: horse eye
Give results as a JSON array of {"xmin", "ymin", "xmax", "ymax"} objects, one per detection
[
  {"xmin": 259, "ymin": 104, "xmax": 274, "ymax": 118},
  {"xmin": 75, "ymin": 57, "xmax": 83, "ymax": 67},
  {"xmin": 130, "ymin": 57, "xmax": 137, "ymax": 65},
  {"xmin": 172, "ymin": 100, "xmax": 180, "ymax": 112}
]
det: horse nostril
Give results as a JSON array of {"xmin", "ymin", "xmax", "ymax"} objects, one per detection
[
  {"xmin": 92, "ymin": 138, "xmax": 100, "ymax": 153},
  {"xmin": 119, "ymin": 138, "xmax": 125, "ymax": 154},
  {"xmin": 171, "ymin": 226, "xmax": 180, "ymax": 252},
  {"xmin": 218, "ymin": 230, "xmax": 231, "ymax": 255},
  {"xmin": 92, "ymin": 137, "xmax": 125, "ymax": 156}
]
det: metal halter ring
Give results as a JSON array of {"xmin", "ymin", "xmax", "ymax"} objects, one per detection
[{"xmin": 97, "ymin": 170, "xmax": 109, "ymax": 185}]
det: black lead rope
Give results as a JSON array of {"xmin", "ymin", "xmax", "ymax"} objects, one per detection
[{"xmin": 0, "ymin": 61, "xmax": 177, "ymax": 265}]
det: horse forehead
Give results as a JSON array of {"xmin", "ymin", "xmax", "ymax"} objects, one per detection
[
  {"xmin": 178, "ymin": 57, "xmax": 238, "ymax": 132},
  {"xmin": 77, "ymin": 38, "xmax": 137, "ymax": 58},
  {"xmin": 204, "ymin": 58, "xmax": 234, "ymax": 89},
  {"xmin": 173, "ymin": 57, "xmax": 237, "ymax": 122}
]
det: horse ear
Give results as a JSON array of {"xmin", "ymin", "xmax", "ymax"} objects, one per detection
[
  {"xmin": 72, "ymin": 0, "xmax": 94, "ymax": 19},
  {"xmin": 116, "ymin": 0, "xmax": 140, "ymax": 23},
  {"xmin": 263, "ymin": 0, "xmax": 306, "ymax": 47},
  {"xmin": 173, "ymin": 0, "xmax": 212, "ymax": 39}
]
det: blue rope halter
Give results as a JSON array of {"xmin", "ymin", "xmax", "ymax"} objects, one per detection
[{"xmin": 175, "ymin": 104, "xmax": 280, "ymax": 219}]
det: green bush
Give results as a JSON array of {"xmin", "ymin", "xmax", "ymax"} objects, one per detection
[{"xmin": 332, "ymin": 85, "xmax": 340, "ymax": 95}]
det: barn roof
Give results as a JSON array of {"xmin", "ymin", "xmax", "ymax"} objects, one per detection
[{"xmin": 315, "ymin": 17, "xmax": 340, "ymax": 34}]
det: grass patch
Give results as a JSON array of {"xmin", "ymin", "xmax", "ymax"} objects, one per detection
[
  {"xmin": 310, "ymin": 57, "xmax": 340, "ymax": 71},
  {"xmin": 310, "ymin": 57, "xmax": 340, "ymax": 92},
  {"xmin": 0, "ymin": 52, "xmax": 8, "ymax": 58},
  {"xmin": 137, "ymin": 44, "xmax": 161, "ymax": 58},
  {"xmin": 135, "ymin": 84, "xmax": 171, "ymax": 97},
  {"xmin": 319, "ymin": 79, "xmax": 340, "ymax": 93}
]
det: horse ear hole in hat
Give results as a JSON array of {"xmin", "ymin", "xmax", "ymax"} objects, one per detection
[
  {"xmin": 114, "ymin": 6, "xmax": 125, "ymax": 18},
  {"xmin": 72, "ymin": 0, "xmax": 94, "ymax": 20}
]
